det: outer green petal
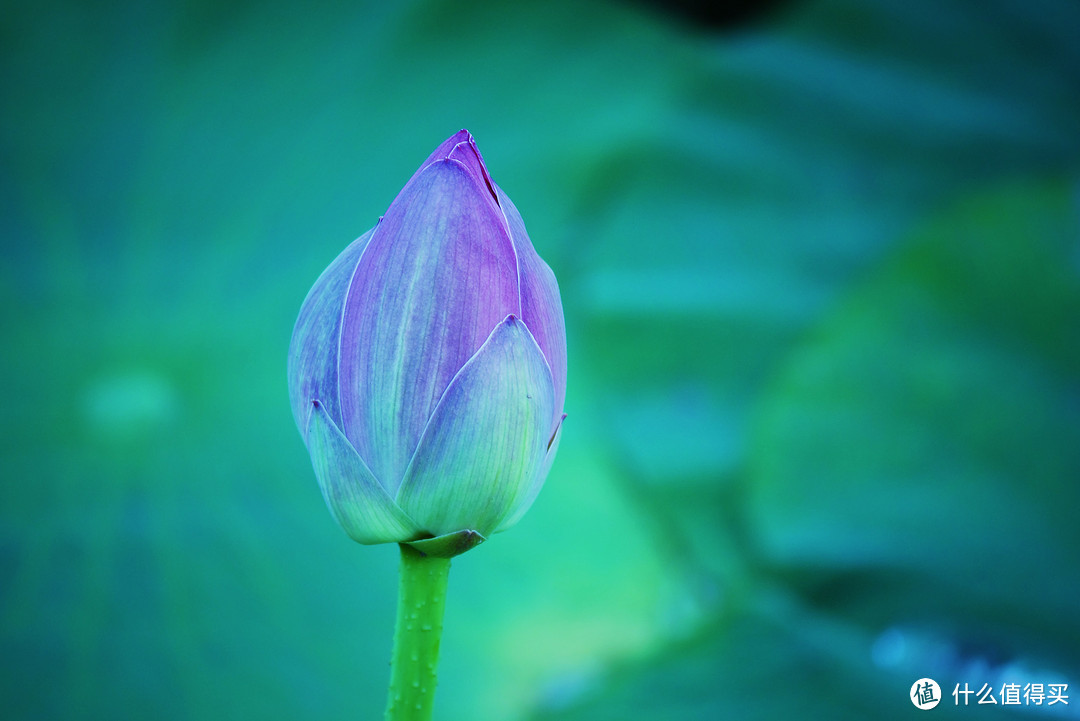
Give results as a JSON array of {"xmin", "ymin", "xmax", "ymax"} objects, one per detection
[
  {"xmin": 396, "ymin": 316, "xmax": 555, "ymax": 538},
  {"xmin": 495, "ymin": 413, "xmax": 565, "ymax": 534},
  {"xmin": 404, "ymin": 529, "xmax": 486, "ymax": 559},
  {"xmin": 306, "ymin": 400, "xmax": 421, "ymax": 545}
]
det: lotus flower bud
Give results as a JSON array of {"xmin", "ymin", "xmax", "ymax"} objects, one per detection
[{"xmin": 288, "ymin": 130, "xmax": 566, "ymax": 558}]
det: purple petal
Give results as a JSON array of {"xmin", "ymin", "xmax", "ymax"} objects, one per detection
[
  {"xmin": 287, "ymin": 230, "xmax": 372, "ymax": 440},
  {"xmin": 338, "ymin": 159, "xmax": 522, "ymax": 491},
  {"xmin": 495, "ymin": 184, "xmax": 567, "ymax": 426},
  {"xmin": 395, "ymin": 316, "xmax": 555, "ymax": 537}
]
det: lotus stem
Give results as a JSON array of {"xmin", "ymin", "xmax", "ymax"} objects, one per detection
[{"xmin": 384, "ymin": 544, "xmax": 451, "ymax": 721}]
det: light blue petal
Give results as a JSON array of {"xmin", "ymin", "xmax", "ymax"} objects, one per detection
[
  {"xmin": 495, "ymin": 413, "xmax": 565, "ymax": 534},
  {"xmin": 396, "ymin": 316, "xmax": 555, "ymax": 537},
  {"xmin": 306, "ymin": 400, "xmax": 420, "ymax": 545},
  {"xmin": 287, "ymin": 229, "xmax": 372, "ymax": 440}
]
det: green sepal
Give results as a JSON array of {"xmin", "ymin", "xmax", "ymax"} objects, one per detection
[{"xmin": 403, "ymin": 529, "xmax": 486, "ymax": 558}]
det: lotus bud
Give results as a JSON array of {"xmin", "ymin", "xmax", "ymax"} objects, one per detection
[{"xmin": 288, "ymin": 130, "xmax": 566, "ymax": 558}]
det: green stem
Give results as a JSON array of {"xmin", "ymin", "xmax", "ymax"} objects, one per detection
[{"xmin": 384, "ymin": 544, "xmax": 451, "ymax": 721}]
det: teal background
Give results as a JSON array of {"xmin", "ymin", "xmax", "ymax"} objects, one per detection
[{"xmin": 2, "ymin": 0, "xmax": 1079, "ymax": 719}]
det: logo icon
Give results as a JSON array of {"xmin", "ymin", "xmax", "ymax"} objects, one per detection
[{"xmin": 912, "ymin": 678, "xmax": 941, "ymax": 709}]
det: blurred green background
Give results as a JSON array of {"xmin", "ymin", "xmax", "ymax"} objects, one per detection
[{"xmin": 2, "ymin": 0, "xmax": 1078, "ymax": 718}]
